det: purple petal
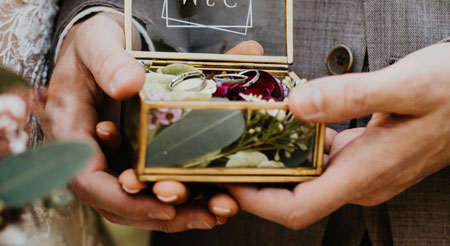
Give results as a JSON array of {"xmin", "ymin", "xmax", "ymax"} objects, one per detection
[
  {"xmin": 155, "ymin": 110, "xmax": 171, "ymax": 125},
  {"xmin": 168, "ymin": 108, "xmax": 183, "ymax": 123}
]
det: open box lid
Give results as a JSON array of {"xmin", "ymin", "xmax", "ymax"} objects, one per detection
[{"xmin": 124, "ymin": 0, "xmax": 294, "ymax": 65}]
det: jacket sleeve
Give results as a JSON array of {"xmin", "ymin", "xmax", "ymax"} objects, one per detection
[{"xmin": 50, "ymin": 0, "xmax": 153, "ymax": 67}]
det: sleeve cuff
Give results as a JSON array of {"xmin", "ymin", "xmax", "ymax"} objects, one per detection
[{"xmin": 53, "ymin": 6, "xmax": 154, "ymax": 62}]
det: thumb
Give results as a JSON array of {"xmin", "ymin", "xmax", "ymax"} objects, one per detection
[
  {"xmin": 75, "ymin": 13, "xmax": 144, "ymax": 100},
  {"xmin": 226, "ymin": 40, "xmax": 264, "ymax": 56},
  {"xmin": 288, "ymin": 66, "xmax": 429, "ymax": 123}
]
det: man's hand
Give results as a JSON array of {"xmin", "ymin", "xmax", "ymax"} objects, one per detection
[
  {"xmin": 45, "ymin": 12, "xmax": 262, "ymax": 232},
  {"xmin": 226, "ymin": 43, "xmax": 450, "ymax": 230}
]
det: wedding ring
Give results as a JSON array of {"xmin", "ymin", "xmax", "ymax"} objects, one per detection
[
  {"xmin": 213, "ymin": 74, "xmax": 248, "ymax": 84},
  {"xmin": 238, "ymin": 69, "xmax": 260, "ymax": 88},
  {"xmin": 169, "ymin": 71, "xmax": 207, "ymax": 91}
]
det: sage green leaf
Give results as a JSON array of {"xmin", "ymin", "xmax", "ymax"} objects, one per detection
[
  {"xmin": 0, "ymin": 141, "xmax": 94, "ymax": 207},
  {"xmin": 281, "ymin": 137, "xmax": 315, "ymax": 167},
  {"xmin": 180, "ymin": 150, "xmax": 221, "ymax": 168},
  {"xmin": 169, "ymin": 91, "xmax": 212, "ymax": 101},
  {"xmin": 142, "ymin": 72, "xmax": 175, "ymax": 95},
  {"xmin": 0, "ymin": 66, "xmax": 30, "ymax": 93},
  {"xmin": 257, "ymin": 160, "xmax": 285, "ymax": 168},
  {"xmin": 146, "ymin": 109, "xmax": 245, "ymax": 167},
  {"xmin": 161, "ymin": 64, "xmax": 199, "ymax": 76},
  {"xmin": 143, "ymin": 72, "xmax": 216, "ymax": 100},
  {"xmin": 226, "ymin": 151, "xmax": 269, "ymax": 168}
]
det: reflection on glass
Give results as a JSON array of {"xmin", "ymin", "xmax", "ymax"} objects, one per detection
[
  {"xmin": 145, "ymin": 108, "xmax": 316, "ymax": 168},
  {"xmin": 132, "ymin": 0, "xmax": 287, "ymax": 56},
  {"xmin": 137, "ymin": 63, "xmax": 316, "ymax": 169}
]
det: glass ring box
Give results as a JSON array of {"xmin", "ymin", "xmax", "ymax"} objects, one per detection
[{"xmin": 121, "ymin": 0, "xmax": 325, "ymax": 182}]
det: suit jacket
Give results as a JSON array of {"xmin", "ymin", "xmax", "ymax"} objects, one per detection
[{"xmin": 52, "ymin": 1, "xmax": 450, "ymax": 245}]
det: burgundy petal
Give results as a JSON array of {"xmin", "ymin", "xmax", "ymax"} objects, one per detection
[
  {"xmin": 272, "ymin": 79, "xmax": 284, "ymax": 100},
  {"xmin": 214, "ymin": 86, "xmax": 229, "ymax": 97},
  {"xmin": 256, "ymin": 71, "xmax": 277, "ymax": 93}
]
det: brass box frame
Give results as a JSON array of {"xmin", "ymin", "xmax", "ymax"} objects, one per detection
[{"xmin": 123, "ymin": 0, "xmax": 325, "ymax": 182}]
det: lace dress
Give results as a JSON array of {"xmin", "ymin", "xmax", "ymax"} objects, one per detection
[{"xmin": 0, "ymin": 1, "xmax": 113, "ymax": 245}]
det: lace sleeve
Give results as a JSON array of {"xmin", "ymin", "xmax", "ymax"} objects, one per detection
[{"xmin": 0, "ymin": 0, "xmax": 58, "ymax": 86}]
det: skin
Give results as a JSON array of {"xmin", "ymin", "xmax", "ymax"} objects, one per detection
[
  {"xmin": 45, "ymin": 12, "xmax": 262, "ymax": 232},
  {"xmin": 224, "ymin": 43, "xmax": 450, "ymax": 230}
]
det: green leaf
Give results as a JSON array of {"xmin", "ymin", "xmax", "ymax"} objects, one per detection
[
  {"xmin": 146, "ymin": 109, "xmax": 245, "ymax": 167},
  {"xmin": 226, "ymin": 151, "xmax": 269, "ymax": 168},
  {"xmin": 0, "ymin": 66, "xmax": 30, "ymax": 93},
  {"xmin": 257, "ymin": 160, "xmax": 285, "ymax": 168},
  {"xmin": 161, "ymin": 64, "xmax": 199, "ymax": 76},
  {"xmin": 281, "ymin": 137, "xmax": 315, "ymax": 167},
  {"xmin": 0, "ymin": 141, "xmax": 94, "ymax": 207}
]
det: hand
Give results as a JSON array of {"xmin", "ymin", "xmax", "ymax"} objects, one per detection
[
  {"xmin": 45, "ymin": 12, "xmax": 263, "ymax": 232},
  {"xmin": 225, "ymin": 43, "xmax": 450, "ymax": 230},
  {"xmin": 109, "ymin": 40, "xmax": 265, "ymax": 222}
]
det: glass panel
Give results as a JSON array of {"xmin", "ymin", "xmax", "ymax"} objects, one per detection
[
  {"xmin": 137, "ymin": 63, "xmax": 316, "ymax": 169},
  {"xmin": 132, "ymin": 0, "xmax": 287, "ymax": 56},
  {"xmin": 145, "ymin": 107, "xmax": 316, "ymax": 168}
]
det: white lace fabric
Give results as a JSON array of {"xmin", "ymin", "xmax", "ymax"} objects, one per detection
[
  {"xmin": 0, "ymin": 1, "xmax": 113, "ymax": 245},
  {"xmin": 0, "ymin": 0, "xmax": 56, "ymax": 85}
]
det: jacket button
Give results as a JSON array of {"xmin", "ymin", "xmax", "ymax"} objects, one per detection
[{"xmin": 326, "ymin": 45, "xmax": 354, "ymax": 75}]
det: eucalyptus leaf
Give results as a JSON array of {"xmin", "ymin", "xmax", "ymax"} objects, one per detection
[
  {"xmin": 226, "ymin": 151, "xmax": 269, "ymax": 168},
  {"xmin": 0, "ymin": 141, "xmax": 94, "ymax": 207},
  {"xmin": 146, "ymin": 109, "xmax": 245, "ymax": 167},
  {"xmin": 257, "ymin": 160, "xmax": 285, "ymax": 168},
  {"xmin": 161, "ymin": 64, "xmax": 199, "ymax": 76},
  {"xmin": 0, "ymin": 66, "xmax": 30, "ymax": 93}
]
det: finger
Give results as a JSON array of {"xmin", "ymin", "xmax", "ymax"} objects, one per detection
[
  {"xmin": 208, "ymin": 193, "xmax": 239, "ymax": 217},
  {"xmin": 225, "ymin": 40, "xmax": 264, "ymax": 56},
  {"xmin": 153, "ymin": 181, "xmax": 189, "ymax": 205},
  {"xmin": 288, "ymin": 64, "xmax": 433, "ymax": 123},
  {"xmin": 216, "ymin": 216, "xmax": 228, "ymax": 226},
  {"xmin": 323, "ymin": 128, "xmax": 365, "ymax": 170},
  {"xmin": 75, "ymin": 13, "xmax": 144, "ymax": 100},
  {"xmin": 96, "ymin": 121, "xmax": 121, "ymax": 151},
  {"xmin": 324, "ymin": 128, "xmax": 338, "ymax": 155},
  {"xmin": 98, "ymin": 206, "xmax": 217, "ymax": 232},
  {"xmin": 226, "ymin": 128, "xmax": 398, "ymax": 230},
  {"xmin": 73, "ymin": 166, "xmax": 175, "ymax": 221},
  {"xmin": 118, "ymin": 169, "xmax": 147, "ymax": 194},
  {"xmin": 96, "ymin": 120, "xmax": 131, "ymax": 173},
  {"xmin": 329, "ymin": 128, "xmax": 365, "ymax": 156}
]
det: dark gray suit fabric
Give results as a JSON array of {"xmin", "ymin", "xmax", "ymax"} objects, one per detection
[{"xmin": 52, "ymin": 0, "xmax": 450, "ymax": 245}]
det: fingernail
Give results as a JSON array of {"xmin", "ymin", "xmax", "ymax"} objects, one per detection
[
  {"xmin": 111, "ymin": 66, "xmax": 131, "ymax": 95},
  {"xmin": 121, "ymin": 184, "xmax": 140, "ymax": 194},
  {"xmin": 293, "ymin": 87, "xmax": 323, "ymax": 118},
  {"xmin": 157, "ymin": 195, "xmax": 178, "ymax": 203},
  {"xmin": 96, "ymin": 127, "xmax": 111, "ymax": 140},
  {"xmin": 148, "ymin": 211, "xmax": 173, "ymax": 220},
  {"xmin": 212, "ymin": 206, "xmax": 231, "ymax": 216},
  {"xmin": 186, "ymin": 220, "xmax": 213, "ymax": 230}
]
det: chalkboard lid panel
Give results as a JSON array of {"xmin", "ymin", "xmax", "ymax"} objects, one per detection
[{"xmin": 124, "ymin": 0, "xmax": 294, "ymax": 65}]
